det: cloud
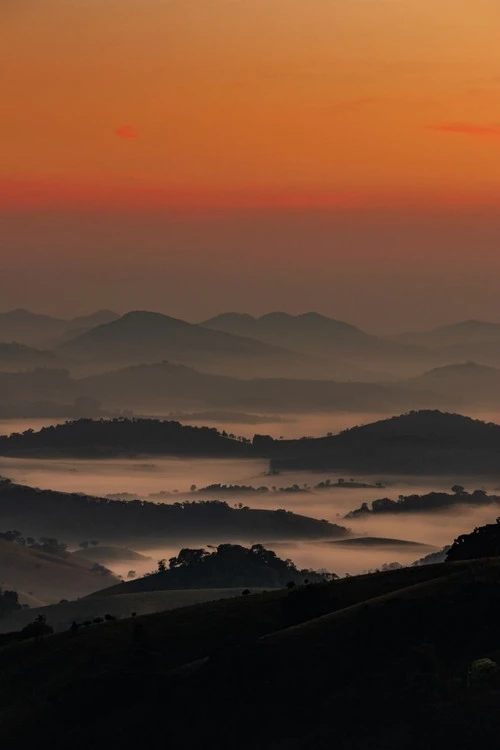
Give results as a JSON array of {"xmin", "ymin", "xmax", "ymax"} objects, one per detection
[
  {"xmin": 115, "ymin": 125, "xmax": 138, "ymax": 139},
  {"xmin": 429, "ymin": 123, "xmax": 500, "ymax": 137}
]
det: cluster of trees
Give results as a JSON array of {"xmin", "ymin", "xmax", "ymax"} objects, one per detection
[
  {"xmin": 0, "ymin": 528, "xmax": 69, "ymax": 557},
  {"xmin": 346, "ymin": 486, "xmax": 497, "ymax": 518},
  {"xmin": 0, "ymin": 478, "xmax": 346, "ymax": 543},
  {"xmin": 447, "ymin": 519, "xmax": 500, "ymax": 561},
  {"xmin": 120, "ymin": 543, "xmax": 333, "ymax": 592}
]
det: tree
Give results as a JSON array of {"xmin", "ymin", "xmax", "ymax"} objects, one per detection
[
  {"xmin": 451, "ymin": 485, "xmax": 466, "ymax": 495},
  {"xmin": 157, "ymin": 559, "xmax": 167, "ymax": 573},
  {"xmin": 20, "ymin": 614, "xmax": 53, "ymax": 640}
]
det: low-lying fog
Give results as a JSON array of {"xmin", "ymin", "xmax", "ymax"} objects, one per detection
[{"xmin": 3, "ymin": 452, "xmax": 500, "ymax": 578}]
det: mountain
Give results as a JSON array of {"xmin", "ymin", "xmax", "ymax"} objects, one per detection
[
  {"xmin": 405, "ymin": 361, "xmax": 500, "ymax": 406},
  {"xmin": 0, "ymin": 309, "xmax": 120, "ymax": 349},
  {"xmin": 269, "ymin": 410, "xmax": 500, "ymax": 475},
  {"xmin": 58, "ymin": 310, "xmax": 342, "ymax": 378},
  {"xmin": 54, "ymin": 309, "xmax": 120, "ymax": 345},
  {"xmin": 390, "ymin": 320, "xmax": 500, "ymax": 367},
  {"xmin": 0, "ymin": 343, "xmax": 61, "ymax": 372},
  {"xmin": 202, "ymin": 311, "xmax": 417, "ymax": 368},
  {"xmin": 0, "ymin": 539, "xmax": 119, "ymax": 604},
  {"xmin": 391, "ymin": 319, "xmax": 500, "ymax": 348},
  {"xmin": 80, "ymin": 360, "xmax": 444, "ymax": 414},
  {"xmin": 2, "ymin": 558, "xmax": 500, "ymax": 748}
]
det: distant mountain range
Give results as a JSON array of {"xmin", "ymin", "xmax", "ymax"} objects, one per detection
[
  {"xmin": 389, "ymin": 319, "xmax": 500, "ymax": 367},
  {"xmin": 0, "ymin": 343, "xmax": 61, "ymax": 372},
  {"xmin": 2, "ymin": 309, "xmax": 500, "ymax": 402},
  {"xmin": 0, "ymin": 309, "xmax": 119, "ymax": 348},
  {"xmin": 79, "ymin": 360, "xmax": 443, "ymax": 414},
  {"xmin": 202, "ymin": 311, "xmax": 414, "ymax": 366},
  {"xmin": 57, "ymin": 310, "xmax": 371, "ymax": 380},
  {"xmin": 1, "ymin": 358, "xmax": 500, "ymax": 421}
]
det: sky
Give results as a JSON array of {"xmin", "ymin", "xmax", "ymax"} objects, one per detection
[{"xmin": 1, "ymin": 0, "xmax": 500, "ymax": 331}]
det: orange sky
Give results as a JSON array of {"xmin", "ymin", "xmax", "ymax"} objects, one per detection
[
  {"xmin": 2, "ymin": 0, "xmax": 500, "ymax": 208},
  {"xmin": 1, "ymin": 1, "xmax": 500, "ymax": 327}
]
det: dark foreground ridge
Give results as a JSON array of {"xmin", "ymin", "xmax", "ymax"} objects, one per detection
[{"xmin": 3, "ymin": 557, "xmax": 500, "ymax": 749}]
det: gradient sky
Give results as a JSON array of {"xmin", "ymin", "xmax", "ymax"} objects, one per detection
[{"xmin": 1, "ymin": 0, "xmax": 500, "ymax": 330}]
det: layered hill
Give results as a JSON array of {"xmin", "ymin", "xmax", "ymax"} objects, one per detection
[
  {"xmin": 0, "ymin": 309, "xmax": 119, "ymax": 349},
  {"xmin": 0, "ymin": 343, "xmax": 62, "ymax": 372},
  {"xmin": 202, "ymin": 311, "xmax": 417, "ymax": 369},
  {"xmin": 57, "ymin": 310, "xmax": 343, "ymax": 379},
  {"xmin": 0, "ymin": 477, "xmax": 347, "ymax": 545},
  {"xmin": 80, "ymin": 360, "xmax": 444, "ymax": 414},
  {"xmin": 391, "ymin": 320, "xmax": 500, "ymax": 368},
  {"xmin": 404, "ymin": 361, "xmax": 500, "ymax": 407}
]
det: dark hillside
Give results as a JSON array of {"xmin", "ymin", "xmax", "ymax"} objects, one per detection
[
  {"xmin": 2, "ymin": 559, "xmax": 500, "ymax": 748},
  {"xmin": 0, "ymin": 478, "xmax": 347, "ymax": 544},
  {"xmin": 270, "ymin": 410, "xmax": 500, "ymax": 475}
]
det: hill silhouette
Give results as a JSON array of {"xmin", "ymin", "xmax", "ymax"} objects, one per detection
[
  {"xmin": 95, "ymin": 543, "xmax": 330, "ymax": 596},
  {"xmin": 345, "ymin": 488, "xmax": 500, "ymax": 518},
  {"xmin": 57, "ymin": 310, "xmax": 336, "ymax": 378},
  {"xmin": 3, "ymin": 411, "xmax": 500, "ymax": 477},
  {"xmin": 270, "ymin": 410, "xmax": 500, "ymax": 475},
  {"xmin": 0, "ymin": 417, "xmax": 251, "ymax": 457},
  {"xmin": 404, "ymin": 361, "xmax": 500, "ymax": 407},
  {"xmin": 0, "ymin": 308, "xmax": 119, "ymax": 349},
  {"xmin": 0, "ymin": 343, "xmax": 62, "ymax": 371},
  {"xmin": 80, "ymin": 360, "xmax": 442, "ymax": 414},
  {"xmin": 202, "ymin": 310, "xmax": 415, "ymax": 367},
  {"xmin": 0, "ymin": 477, "xmax": 347, "ymax": 545}
]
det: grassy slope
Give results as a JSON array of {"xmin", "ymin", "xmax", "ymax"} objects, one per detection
[
  {"xmin": 4, "ymin": 558, "xmax": 500, "ymax": 748},
  {"xmin": 0, "ymin": 540, "xmax": 119, "ymax": 604},
  {"xmin": 0, "ymin": 587, "xmax": 268, "ymax": 634},
  {"xmin": 0, "ymin": 560, "xmax": 485, "ymax": 744}
]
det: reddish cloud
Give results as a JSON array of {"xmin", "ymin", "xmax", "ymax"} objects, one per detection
[
  {"xmin": 115, "ymin": 125, "xmax": 138, "ymax": 139},
  {"xmin": 429, "ymin": 123, "xmax": 500, "ymax": 137}
]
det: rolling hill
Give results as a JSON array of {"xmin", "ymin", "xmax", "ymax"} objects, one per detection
[
  {"xmin": 0, "ymin": 539, "xmax": 119, "ymax": 604},
  {"xmin": 269, "ymin": 409, "xmax": 500, "ymax": 475},
  {"xmin": 0, "ymin": 587, "xmax": 263, "ymax": 634},
  {"xmin": 0, "ymin": 417, "xmax": 252, "ymax": 457},
  {"xmin": 0, "ymin": 477, "xmax": 347, "ymax": 545},
  {"xmin": 2, "ymin": 558, "xmax": 500, "ymax": 748}
]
